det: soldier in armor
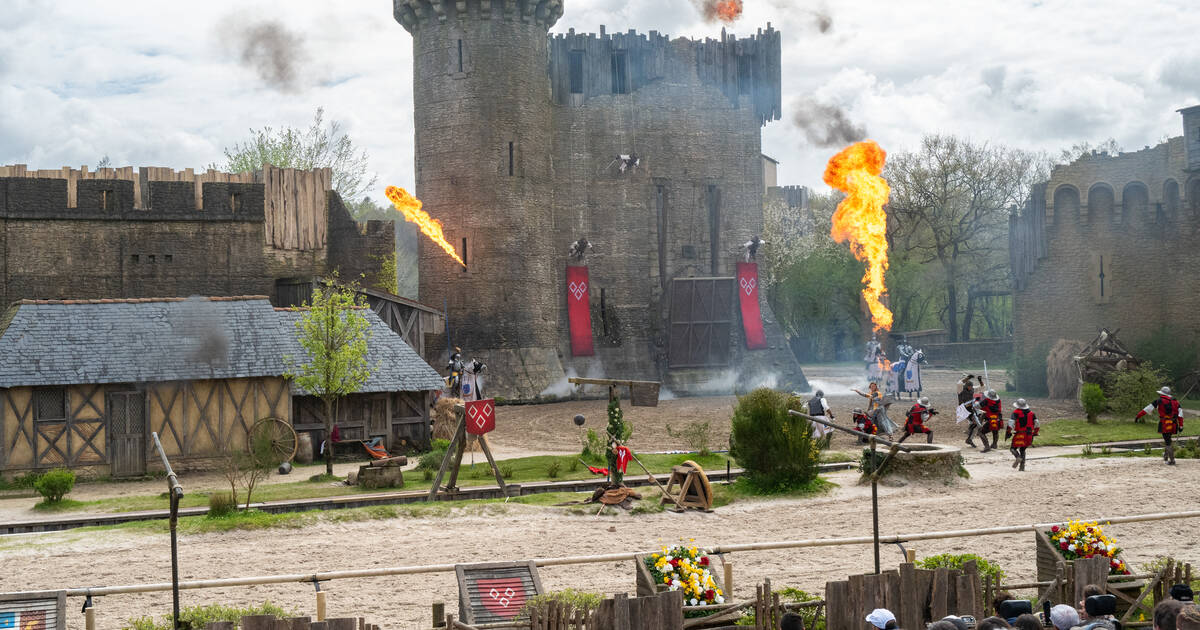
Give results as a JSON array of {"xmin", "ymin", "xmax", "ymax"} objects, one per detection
[
  {"xmin": 1136, "ymin": 386, "xmax": 1183, "ymax": 465},
  {"xmin": 865, "ymin": 335, "xmax": 883, "ymax": 382},
  {"xmin": 896, "ymin": 336, "xmax": 915, "ymax": 362},
  {"xmin": 806, "ymin": 389, "xmax": 834, "ymax": 443},
  {"xmin": 979, "ymin": 390, "xmax": 1004, "ymax": 453},
  {"xmin": 853, "ymin": 408, "xmax": 877, "ymax": 443},
  {"xmin": 446, "ymin": 347, "xmax": 465, "ymax": 398},
  {"xmin": 1006, "ymin": 398, "xmax": 1040, "ymax": 471},
  {"xmin": 899, "ymin": 397, "xmax": 935, "ymax": 444}
]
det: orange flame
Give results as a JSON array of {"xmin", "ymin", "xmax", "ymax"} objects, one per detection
[
  {"xmin": 824, "ymin": 141, "xmax": 893, "ymax": 332},
  {"xmin": 384, "ymin": 185, "xmax": 465, "ymax": 267},
  {"xmin": 714, "ymin": 0, "xmax": 743, "ymax": 22}
]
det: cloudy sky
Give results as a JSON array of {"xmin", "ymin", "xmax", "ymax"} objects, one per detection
[{"xmin": 2, "ymin": 0, "xmax": 1197, "ymax": 202}]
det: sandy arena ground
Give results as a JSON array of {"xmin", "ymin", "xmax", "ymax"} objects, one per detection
[{"xmin": 2, "ymin": 366, "xmax": 1195, "ymax": 629}]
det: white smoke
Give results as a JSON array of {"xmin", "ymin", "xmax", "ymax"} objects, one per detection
[
  {"xmin": 804, "ymin": 378, "xmax": 859, "ymax": 397},
  {"xmin": 539, "ymin": 367, "xmax": 579, "ymax": 398}
]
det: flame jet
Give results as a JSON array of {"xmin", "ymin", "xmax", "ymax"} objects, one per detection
[
  {"xmin": 823, "ymin": 141, "xmax": 893, "ymax": 332},
  {"xmin": 385, "ymin": 185, "xmax": 466, "ymax": 268}
]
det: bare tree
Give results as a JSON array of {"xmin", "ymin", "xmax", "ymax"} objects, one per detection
[{"xmin": 886, "ymin": 135, "xmax": 1047, "ymax": 341}]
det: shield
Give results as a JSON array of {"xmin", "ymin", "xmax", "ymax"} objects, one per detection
[
  {"xmin": 466, "ymin": 399, "xmax": 496, "ymax": 435},
  {"xmin": 478, "ymin": 577, "xmax": 527, "ymax": 618}
]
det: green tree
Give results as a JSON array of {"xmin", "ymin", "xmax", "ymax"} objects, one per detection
[
  {"xmin": 213, "ymin": 107, "xmax": 377, "ymax": 203},
  {"xmin": 287, "ymin": 278, "xmax": 373, "ymax": 476},
  {"xmin": 729, "ymin": 388, "xmax": 820, "ymax": 492},
  {"xmin": 886, "ymin": 135, "xmax": 1046, "ymax": 341}
]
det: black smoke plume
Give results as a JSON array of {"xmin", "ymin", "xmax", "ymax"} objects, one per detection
[
  {"xmin": 220, "ymin": 17, "xmax": 308, "ymax": 92},
  {"xmin": 793, "ymin": 98, "xmax": 867, "ymax": 147},
  {"xmin": 812, "ymin": 10, "xmax": 833, "ymax": 33}
]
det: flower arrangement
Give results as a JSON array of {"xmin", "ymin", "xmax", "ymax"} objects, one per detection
[
  {"xmin": 645, "ymin": 543, "xmax": 725, "ymax": 607},
  {"xmin": 1046, "ymin": 520, "xmax": 1130, "ymax": 575}
]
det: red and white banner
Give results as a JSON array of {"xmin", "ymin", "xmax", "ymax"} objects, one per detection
[
  {"xmin": 478, "ymin": 577, "xmax": 527, "ymax": 618},
  {"xmin": 566, "ymin": 266, "xmax": 595, "ymax": 356},
  {"xmin": 737, "ymin": 262, "xmax": 767, "ymax": 350},
  {"xmin": 465, "ymin": 398, "xmax": 496, "ymax": 435}
]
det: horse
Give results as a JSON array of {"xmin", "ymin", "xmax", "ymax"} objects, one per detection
[{"xmin": 894, "ymin": 348, "xmax": 927, "ymax": 399}]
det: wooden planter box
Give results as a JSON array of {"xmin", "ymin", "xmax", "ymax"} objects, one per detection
[
  {"xmin": 1035, "ymin": 529, "xmax": 1143, "ymax": 614},
  {"xmin": 635, "ymin": 553, "xmax": 723, "ymax": 599}
]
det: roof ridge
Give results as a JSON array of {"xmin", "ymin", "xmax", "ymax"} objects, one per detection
[{"xmin": 17, "ymin": 295, "xmax": 270, "ymax": 306}]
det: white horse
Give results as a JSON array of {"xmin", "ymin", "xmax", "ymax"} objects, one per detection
[{"xmin": 896, "ymin": 348, "xmax": 926, "ymax": 398}]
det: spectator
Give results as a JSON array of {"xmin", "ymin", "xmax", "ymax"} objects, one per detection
[
  {"xmin": 943, "ymin": 616, "xmax": 969, "ymax": 630},
  {"xmin": 1051, "ymin": 604, "xmax": 1081, "ymax": 630},
  {"xmin": 929, "ymin": 621, "xmax": 960, "ymax": 630},
  {"xmin": 1077, "ymin": 585, "xmax": 1104, "ymax": 618},
  {"xmin": 1171, "ymin": 585, "xmax": 1194, "ymax": 603},
  {"xmin": 1073, "ymin": 593, "xmax": 1117, "ymax": 630},
  {"xmin": 978, "ymin": 616, "xmax": 1013, "ymax": 630},
  {"xmin": 1014, "ymin": 613, "xmax": 1043, "ymax": 630},
  {"xmin": 1154, "ymin": 600, "xmax": 1186, "ymax": 630},
  {"xmin": 993, "ymin": 591, "xmax": 1015, "ymax": 617},
  {"xmin": 1177, "ymin": 605, "xmax": 1200, "ymax": 630},
  {"xmin": 866, "ymin": 608, "xmax": 898, "ymax": 630},
  {"xmin": 782, "ymin": 612, "xmax": 805, "ymax": 630}
]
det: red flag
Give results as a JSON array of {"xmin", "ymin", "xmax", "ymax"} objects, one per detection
[
  {"xmin": 737, "ymin": 262, "xmax": 767, "ymax": 349},
  {"xmin": 566, "ymin": 266, "xmax": 595, "ymax": 356},
  {"xmin": 477, "ymin": 577, "xmax": 528, "ymax": 618},
  {"xmin": 465, "ymin": 399, "xmax": 496, "ymax": 435}
]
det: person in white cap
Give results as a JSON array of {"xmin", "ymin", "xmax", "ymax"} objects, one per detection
[
  {"xmin": 1006, "ymin": 398, "xmax": 1040, "ymax": 471},
  {"xmin": 866, "ymin": 608, "xmax": 898, "ymax": 630},
  {"xmin": 1051, "ymin": 603, "xmax": 1081, "ymax": 630},
  {"xmin": 1135, "ymin": 386, "xmax": 1183, "ymax": 465}
]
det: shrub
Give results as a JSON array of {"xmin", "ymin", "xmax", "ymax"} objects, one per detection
[
  {"xmin": 522, "ymin": 589, "xmax": 604, "ymax": 617},
  {"xmin": 501, "ymin": 465, "xmax": 514, "ymax": 479},
  {"xmin": 580, "ymin": 428, "xmax": 605, "ymax": 460},
  {"xmin": 417, "ymin": 438, "xmax": 452, "ymax": 471},
  {"xmin": 1106, "ymin": 363, "xmax": 1167, "ymax": 416},
  {"xmin": 666, "ymin": 421, "xmax": 714, "ymax": 456},
  {"xmin": 1012, "ymin": 344, "xmax": 1050, "ymax": 397},
  {"xmin": 729, "ymin": 388, "xmax": 820, "ymax": 492},
  {"xmin": 207, "ymin": 492, "xmax": 237, "ymax": 518},
  {"xmin": 778, "ymin": 587, "xmax": 826, "ymax": 630},
  {"xmin": 123, "ymin": 602, "xmax": 292, "ymax": 630},
  {"xmin": 1081, "ymin": 383, "xmax": 1107, "ymax": 424},
  {"xmin": 1135, "ymin": 326, "xmax": 1199, "ymax": 385},
  {"xmin": 34, "ymin": 468, "xmax": 75, "ymax": 503},
  {"xmin": 918, "ymin": 553, "xmax": 1006, "ymax": 584},
  {"xmin": 546, "ymin": 460, "xmax": 561, "ymax": 478}
]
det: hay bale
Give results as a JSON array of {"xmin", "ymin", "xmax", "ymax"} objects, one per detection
[
  {"xmin": 431, "ymin": 396, "xmax": 483, "ymax": 453},
  {"xmin": 1047, "ymin": 339, "xmax": 1086, "ymax": 400}
]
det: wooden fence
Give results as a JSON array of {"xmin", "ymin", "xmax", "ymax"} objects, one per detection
[
  {"xmin": 202, "ymin": 615, "xmax": 379, "ymax": 630},
  {"xmin": 825, "ymin": 560, "xmax": 983, "ymax": 630},
  {"xmin": 445, "ymin": 591, "xmax": 684, "ymax": 630}
]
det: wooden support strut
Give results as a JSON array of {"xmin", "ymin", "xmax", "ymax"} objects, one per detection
[{"xmin": 428, "ymin": 405, "xmax": 506, "ymax": 501}]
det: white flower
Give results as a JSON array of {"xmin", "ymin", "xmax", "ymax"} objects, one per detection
[
  {"xmin": 690, "ymin": 598, "xmax": 699, "ymax": 606},
  {"xmin": 717, "ymin": 595, "xmax": 725, "ymax": 604},
  {"xmin": 1068, "ymin": 545, "xmax": 1076, "ymax": 552}
]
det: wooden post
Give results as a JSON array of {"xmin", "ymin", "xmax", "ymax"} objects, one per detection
[
  {"xmin": 316, "ymin": 591, "xmax": 327, "ymax": 621},
  {"xmin": 445, "ymin": 614, "xmax": 455, "ymax": 629},
  {"xmin": 85, "ymin": 606, "xmax": 96, "ymax": 630},
  {"xmin": 724, "ymin": 559, "xmax": 734, "ymax": 601},
  {"xmin": 613, "ymin": 593, "xmax": 631, "ymax": 630},
  {"xmin": 906, "ymin": 549, "xmax": 917, "ymax": 563},
  {"xmin": 432, "ymin": 602, "xmax": 445, "ymax": 628}
]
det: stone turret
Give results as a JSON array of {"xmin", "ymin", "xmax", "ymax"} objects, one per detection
[{"xmin": 397, "ymin": 0, "xmax": 568, "ymax": 395}]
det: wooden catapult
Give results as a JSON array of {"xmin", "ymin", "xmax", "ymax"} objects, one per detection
[{"xmin": 427, "ymin": 403, "xmax": 508, "ymax": 501}]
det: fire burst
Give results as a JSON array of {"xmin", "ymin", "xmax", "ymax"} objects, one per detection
[
  {"xmin": 384, "ymin": 185, "xmax": 466, "ymax": 267},
  {"xmin": 714, "ymin": 0, "xmax": 743, "ymax": 23},
  {"xmin": 824, "ymin": 141, "xmax": 893, "ymax": 332}
]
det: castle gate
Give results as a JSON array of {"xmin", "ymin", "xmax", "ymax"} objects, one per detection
[{"xmin": 668, "ymin": 278, "xmax": 735, "ymax": 368}]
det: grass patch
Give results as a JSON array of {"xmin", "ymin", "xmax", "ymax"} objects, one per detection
[
  {"xmin": 710, "ymin": 477, "xmax": 835, "ymax": 508},
  {"xmin": 1062, "ymin": 450, "xmax": 1160, "ymax": 460},
  {"xmin": 820, "ymin": 451, "xmax": 857, "ymax": 464},
  {"xmin": 31, "ymin": 498, "xmax": 88, "ymax": 512},
  {"xmin": 1037, "ymin": 419, "xmax": 1200, "ymax": 446}
]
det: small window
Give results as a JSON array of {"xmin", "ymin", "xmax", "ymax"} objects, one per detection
[
  {"xmin": 230, "ymin": 192, "xmax": 243, "ymax": 213},
  {"xmin": 508, "ymin": 142, "xmax": 515, "ymax": 176},
  {"xmin": 457, "ymin": 39, "xmax": 464, "ymax": 73},
  {"xmin": 164, "ymin": 254, "xmax": 173, "ymax": 263},
  {"xmin": 35, "ymin": 387, "xmax": 67, "ymax": 422},
  {"xmin": 610, "ymin": 52, "xmax": 628, "ymax": 94},
  {"xmin": 131, "ymin": 254, "xmax": 140, "ymax": 264},
  {"xmin": 101, "ymin": 189, "xmax": 112, "ymax": 211},
  {"xmin": 569, "ymin": 50, "xmax": 585, "ymax": 94},
  {"xmin": 148, "ymin": 254, "xmax": 156, "ymax": 264},
  {"xmin": 461, "ymin": 237, "xmax": 469, "ymax": 272}
]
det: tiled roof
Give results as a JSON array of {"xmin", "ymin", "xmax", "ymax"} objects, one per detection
[{"xmin": 0, "ymin": 297, "xmax": 443, "ymax": 393}]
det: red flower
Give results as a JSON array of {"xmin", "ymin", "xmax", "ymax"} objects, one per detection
[
  {"xmin": 700, "ymin": 557, "xmax": 710, "ymax": 566},
  {"xmin": 670, "ymin": 558, "xmax": 680, "ymax": 567},
  {"xmin": 705, "ymin": 589, "xmax": 716, "ymax": 600},
  {"xmin": 1060, "ymin": 541, "xmax": 1069, "ymax": 550},
  {"xmin": 1051, "ymin": 525, "xmax": 1060, "ymax": 533}
]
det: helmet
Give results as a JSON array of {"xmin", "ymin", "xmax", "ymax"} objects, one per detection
[
  {"xmin": 853, "ymin": 408, "xmax": 865, "ymax": 415},
  {"xmin": 1159, "ymin": 386, "xmax": 1172, "ymax": 396},
  {"xmin": 985, "ymin": 389, "xmax": 999, "ymax": 400},
  {"xmin": 1015, "ymin": 398, "xmax": 1029, "ymax": 409},
  {"xmin": 918, "ymin": 397, "xmax": 930, "ymax": 406},
  {"xmin": 815, "ymin": 390, "xmax": 824, "ymax": 398}
]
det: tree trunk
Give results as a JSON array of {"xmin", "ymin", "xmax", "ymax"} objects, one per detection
[
  {"xmin": 324, "ymin": 397, "xmax": 334, "ymax": 477},
  {"xmin": 962, "ymin": 291, "xmax": 976, "ymax": 342},
  {"xmin": 945, "ymin": 278, "xmax": 959, "ymax": 342}
]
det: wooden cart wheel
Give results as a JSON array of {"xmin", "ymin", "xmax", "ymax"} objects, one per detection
[{"xmin": 249, "ymin": 417, "xmax": 298, "ymax": 463}]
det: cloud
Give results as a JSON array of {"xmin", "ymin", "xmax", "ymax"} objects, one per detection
[
  {"xmin": 1157, "ymin": 52, "xmax": 1200, "ymax": 94},
  {"xmin": 217, "ymin": 15, "xmax": 309, "ymax": 93},
  {"xmin": 792, "ymin": 98, "xmax": 867, "ymax": 147}
]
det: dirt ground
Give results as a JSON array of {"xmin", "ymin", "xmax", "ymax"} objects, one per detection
[{"xmin": 6, "ymin": 365, "xmax": 1192, "ymax": 630}]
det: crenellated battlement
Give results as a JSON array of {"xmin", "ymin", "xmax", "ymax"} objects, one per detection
[
  {"xmin": 394, "ymin": 0, "xmax": 563, "ymax": 33},
  {"xmin": 0, "ymin": 176, "xmax": 265, "ymax": 221},
  {"xmin": 548, "ymin": 24, "xmax": 782, "ymax": 126}
]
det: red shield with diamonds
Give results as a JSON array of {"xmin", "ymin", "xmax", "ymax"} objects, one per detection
[
  {"xmin": 466, "ymin": 399, "xmax": 496, "ymax": 435},
  {"xmin": 478, "ymin": 577, "xmax": 527, "ymax": 617}
]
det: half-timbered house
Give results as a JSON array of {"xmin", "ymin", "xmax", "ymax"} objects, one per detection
[{"xmin": 0, "ymin": 296, "xmax": 442, "ymax": 477}]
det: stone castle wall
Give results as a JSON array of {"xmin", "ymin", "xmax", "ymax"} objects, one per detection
[{"xmin": 1011, "ymin": 121, "xmax": 1200, "ymax": 360}]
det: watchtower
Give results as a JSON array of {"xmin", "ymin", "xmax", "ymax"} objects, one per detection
[{"xmin": 396, "ymin": 0, "xmax": 566, "ymax": 381}]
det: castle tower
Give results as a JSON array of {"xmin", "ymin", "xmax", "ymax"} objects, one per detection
[{"xmin": 395, "ymin": 0, "xmax": 566, "ymax": 395}]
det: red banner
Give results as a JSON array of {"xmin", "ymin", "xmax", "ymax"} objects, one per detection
[
  {"xmin": 737, "ymin": 262, "xmax": 767, "ymax": 350},
  {"xmin": 465, "ymin": 399, "xmax": 496, "ymax": 435},
  {"xmin": 566, "ymin": 266, "xmax": 594, "ymax": 356},
  {"xmin": 478, "ymin": 577, "xmax": 528, "ymax": 618}
]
